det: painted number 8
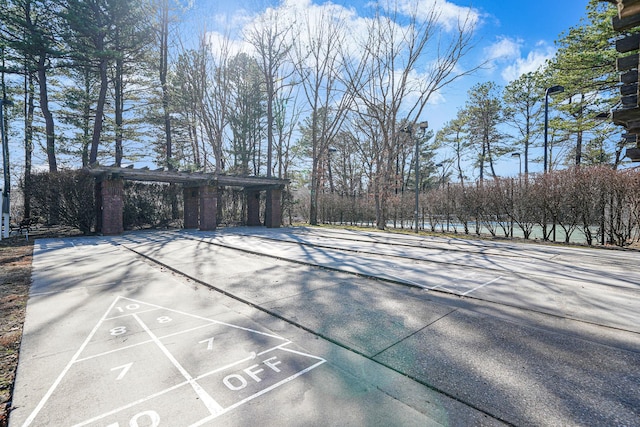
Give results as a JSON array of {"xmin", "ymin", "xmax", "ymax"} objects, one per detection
[{"xmin": 110, "ymin": 326, "xmax": 127, "ymax": 336}]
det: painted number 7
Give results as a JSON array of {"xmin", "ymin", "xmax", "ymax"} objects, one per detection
[
  {"xmin": 199, "ymin": 337, "xmax": 214, "ymax": 351},
  {"xmin": 111, "ymin": 363, "xmax": 133, "ymax": 380}
]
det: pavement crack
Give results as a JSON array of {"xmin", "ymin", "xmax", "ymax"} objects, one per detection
[{"xmin": 370, "ymin": 308, "xmax": 459, "ymax": 359}]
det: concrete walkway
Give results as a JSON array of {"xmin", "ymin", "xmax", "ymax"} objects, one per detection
[
  {"xmin": 10, "ymin": 232, "xmax": 494, "ymax": 427},
  {"xmin": 10, "ymin": 228, "xmax": 640, "ymax": 426}
]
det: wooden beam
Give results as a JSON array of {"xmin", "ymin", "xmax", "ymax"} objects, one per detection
[
  {"xmin": 625, "ymin": 147, "xmax": 640, "ymax": 161},
  {"xmin": 621, "ymin": 82, "xmax": 638, "ymax": 95},
  {"xmin": 616, "ymin": 0, "xmax": 640, "ymax": 19},
  {"xmin": 613, "ymin": 12, "xmax": 640, "ymax": 31},
  {"xmin": 622, "ymin": 94, "xmax": 638, "ymax": 107},
  {"xmin": 616, "ymin": 32, "xmax": 640, "ymax": 53},
  {"xmin": 612, "ymin": 106, "xmax": 640, "ymax": 123},
  {"xmin": 86, "ymin": 166, "xmax": 289, "ymax": 189},
  {"xmin": 617, "ymin": 53, "xmax": 639, "ymax": 71},
  {"xmin": 620, "ymin": 69, "xmax": 638, "ymax": 83}
]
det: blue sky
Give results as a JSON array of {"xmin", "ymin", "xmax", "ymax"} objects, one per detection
[{"xmin": 183, "ymin": 0, "xmax": 595, "ymax": 176}]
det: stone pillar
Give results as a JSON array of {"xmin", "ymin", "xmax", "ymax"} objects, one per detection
[
  {"xmin": 265, "ymin": 188, "xmax": 282, "ymax": 228},
  {"xmin": 95, "ymin": 177, "xmax": 124, "ymax": 235},
  {"xmin": 246, "ymin": 190, "xmax": 261, "ymax": 226},
  {"xmin": 183, "ymin": 187, "xmax": 199, "ymax": 229},
  {"xmin": 199, "ymin": 185, "xmax": 217, "ymax": 231}
]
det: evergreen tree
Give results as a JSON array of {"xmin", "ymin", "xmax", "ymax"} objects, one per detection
[
  {"xmin": 463, "ymin": 82, "xmax": 508, "ymax": 181},
  {"xmin": 503, "ymin": 71, "xmax": 544, "ymax": 174},
  {"xmin": 546, "ymin": 0, "xmax": 618, "ymax": 166}
]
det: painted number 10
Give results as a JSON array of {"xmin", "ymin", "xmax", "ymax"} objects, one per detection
[
  {"xmin": 114, "ymin": 304, "xmax": 140, "ymax": 313},
  {"xmin": 106, "ymin": 410, "xmax": 160, "ymax": 427}
]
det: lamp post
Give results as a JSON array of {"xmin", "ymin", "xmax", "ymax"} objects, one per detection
[
  {"xmin": 511, "ymin": 152, "xmax": 521, "ymax": 185},
  {"xmin": 1, "ymin": 99, "xmax": 13, "ymax": 239},
  {"xmin": 435, "ymin": 163, "xmax": 445, "ymax": 189},
  {"xmin": 544, "ymin": 85, "xmax": 564, "ymax": 173},
  {"xmin": 327, "ymin": 147, "xmax": 337, "ymax": 194},
  {"xmin": 401, "ymin": 121, "xmax": 428, "ymax": 233}
]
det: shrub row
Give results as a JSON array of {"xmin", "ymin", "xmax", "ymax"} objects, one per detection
[{"xmin": 314, "ymin": 166, "xmax": 640, "ymax": 247}]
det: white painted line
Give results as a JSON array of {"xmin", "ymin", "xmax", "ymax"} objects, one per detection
[
  {"xmin": 277, "ymin": 344, "xmax": 327, "ymax": 362},
  {"xmin": 71, "ymin": 381, "xmax": 190, "ymax": 427},
  {"xmin": 122, "ymin": 296, "xmax": 286, "ymax": 341},
  {"xmin": 257, "ymin": 341, "xmax": 293, "ymax": 357},
  {"xmin": 194, "ymin": 352, "xmax": 258, "ymax": 381},
  {"xmin": 381, "ymin": 272, "xmax": 428, "ymax": 289},
  {"xmin": 132, "ymin": 313, "xmax": 225, "ymax": 416},
  {"xmin": 21, "ymin": 296, "xmax": 122, "ymax": 427},
  {"xmin": 74, "ymin": 323, "xmax": 216, "ymax": 363},
  {"xmin": 74, "ymin": 339, "xmax": 153, "ymax": 363},
  {"xmin": 189, "ymin": 359, "xmax": 327, "ymax": 427},
  {"xmin": 427, "ymin": 284, "xmax": 461, "ymax": 294},
  {"xmin": 461, "ymin": 276, "xmax": 503, "ymax": 296},
  {"xmin": 104, "ymin": 307, "xmax": 161, "ymax": 321},
  {"xmin": 194, "ymin": 342, "xmax": 293, "ymax": 382}
]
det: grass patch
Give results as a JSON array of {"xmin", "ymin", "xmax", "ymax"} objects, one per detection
[{"xmin": 0, "ymin": 236, "xmax": 32, "ymax": 427}]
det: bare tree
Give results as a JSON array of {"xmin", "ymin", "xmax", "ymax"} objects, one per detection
[
  {"xmin": 343, "ymin": 1, "xmax": 478, "ymax": 229},
  {"xmin": 200, "ymin": 31, "xmax": 231, "ymax": 173},
  {"xmin": 245, "ymin": 9, "xmax": 296, "ymax": 226},
  {"xmin": 292, "ymin": 6, "xmax": 352, "ymax": 225},
  {"xmin": 245, "ymin": 8, "xmax": 295, "ymax": 179}
]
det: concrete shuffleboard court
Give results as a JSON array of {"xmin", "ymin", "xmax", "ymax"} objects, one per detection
[
  {"xmin": 10, "ymin": 227, "xmax": 640, "ymax": 426},
  {"xmin": 10, "ymin": 233, "xmax": 489, "ymax": 427}
]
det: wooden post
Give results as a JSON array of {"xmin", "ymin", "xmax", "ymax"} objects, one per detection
[
  {"xmin": 199, "ymin": 184, "xmax": 217, "ymax": 231},
  {"xmin": 95, "ymin": 177, "xmax": 123, "ymax": 235},
  {"xmin": 265, "ymin": 188, "xmax": 282, "ymax": 228},
  {"xmin": 246, "ymin": 190, "xmax": 261, "ymax": 226},
  {"xmin": 183, "ymin": 186, "xmax": 199, "ymax": 229}
]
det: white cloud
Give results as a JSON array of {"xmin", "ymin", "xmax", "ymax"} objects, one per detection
[
  {"xmin": 500, "ymin": 43, "xmax": 556, "ymax": 82},
  {"xmin": 483, "ymin": 37, "xmax": 556, "ymax": 82},
  {"xmin": 392, "ymin": 0, "xmax": 480, "ymax": 31},
  {"xmin": 485, "ymin": 36, "xmax": 522, "ymax": 61}
]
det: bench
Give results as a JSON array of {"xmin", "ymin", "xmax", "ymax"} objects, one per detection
[{"xmin": 10, "ymin": 217, "xmax": 36, "ymax": 235}]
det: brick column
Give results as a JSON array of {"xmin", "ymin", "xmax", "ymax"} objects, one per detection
[
  {"xmin": 265, "ymin": 188, "xmax": 282, "ymax": 228},
  {"xmin": 199, "ymin": 185, "xmax": 217, "ymax": 231},
  {"xmin": 95, "ymin": 177, "xmax": 124, "ymax": 235},
  {"xmin": 246, "ymin": 190, "xmax": 261, "ymax": 226},
  {"xmin": 183, "ymin": 187, "xmax": 199, "ymax": 229}
]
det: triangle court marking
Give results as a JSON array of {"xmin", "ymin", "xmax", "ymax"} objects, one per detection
[{"xmin": 21, "ymin": 296, "xmax": 326, "ymax": 427}]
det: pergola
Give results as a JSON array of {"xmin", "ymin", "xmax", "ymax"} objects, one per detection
[{"xmin": 88, "ymin": 166, "xmax": 289, "ymax": 235}]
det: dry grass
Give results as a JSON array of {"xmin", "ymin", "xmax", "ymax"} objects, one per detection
[{"xmin": 0, "ymin": 236, "xmax": 32, "ymax": 427}]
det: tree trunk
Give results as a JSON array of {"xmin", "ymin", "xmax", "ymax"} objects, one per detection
[
  {"xmin": 89, "ymin": 56, "xmax": 108, "ymax": 165},
  {"xmin": 159, "ymin": 0, "xmax": 172, "ymax": 170},
  {"xmin": 38, "ymin": 55, "xmax": 57, "ymax": 172},
  {"xmin": 114, "ymin": 52, "xmax": 124, "ymax": 166},
  {"xmin": 23, "ymin": 71, "xmax": 35, "ymax": 217},
  {"xmin": 575, "ymin": 129, "xmax": 582, "ymax": 166}
]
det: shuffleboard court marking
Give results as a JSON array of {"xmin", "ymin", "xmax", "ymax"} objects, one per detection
[
  {"xmin": 461, "ymin": 276, "xmax": 503, "ymax": 296},
  {"xmin": 21, "ymin": 296, "xmax": 327, "ymax": 427},
  {"xmin": 132, "ymin": 312, "xmax": 225, "ymax": 415},
  {"xmin": 21, "ymin": 297, "xmax": 121, "ymax": 427}
]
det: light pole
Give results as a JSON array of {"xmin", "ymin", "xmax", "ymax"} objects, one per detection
[
  {"xmin": 544, "ymin": 85, "xmax": 564, "ymax": 173},
  {"xmin": 327, "ymin": 147, "xmax": 337, "ymax": 194},
  {"xmin": 435, "ymin": 163, "xmax": 445, "ymax": 189},
  {"xmin": 1, "ymin": 99, "xmax": 13, "ymax": 239},
  {"xmin": 511, "ymin": 152, "xmax": 521, "ymax": 185},
  {"xmin": 401, "ymin": 121, "xmax": 428, "ymax": 233}
]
